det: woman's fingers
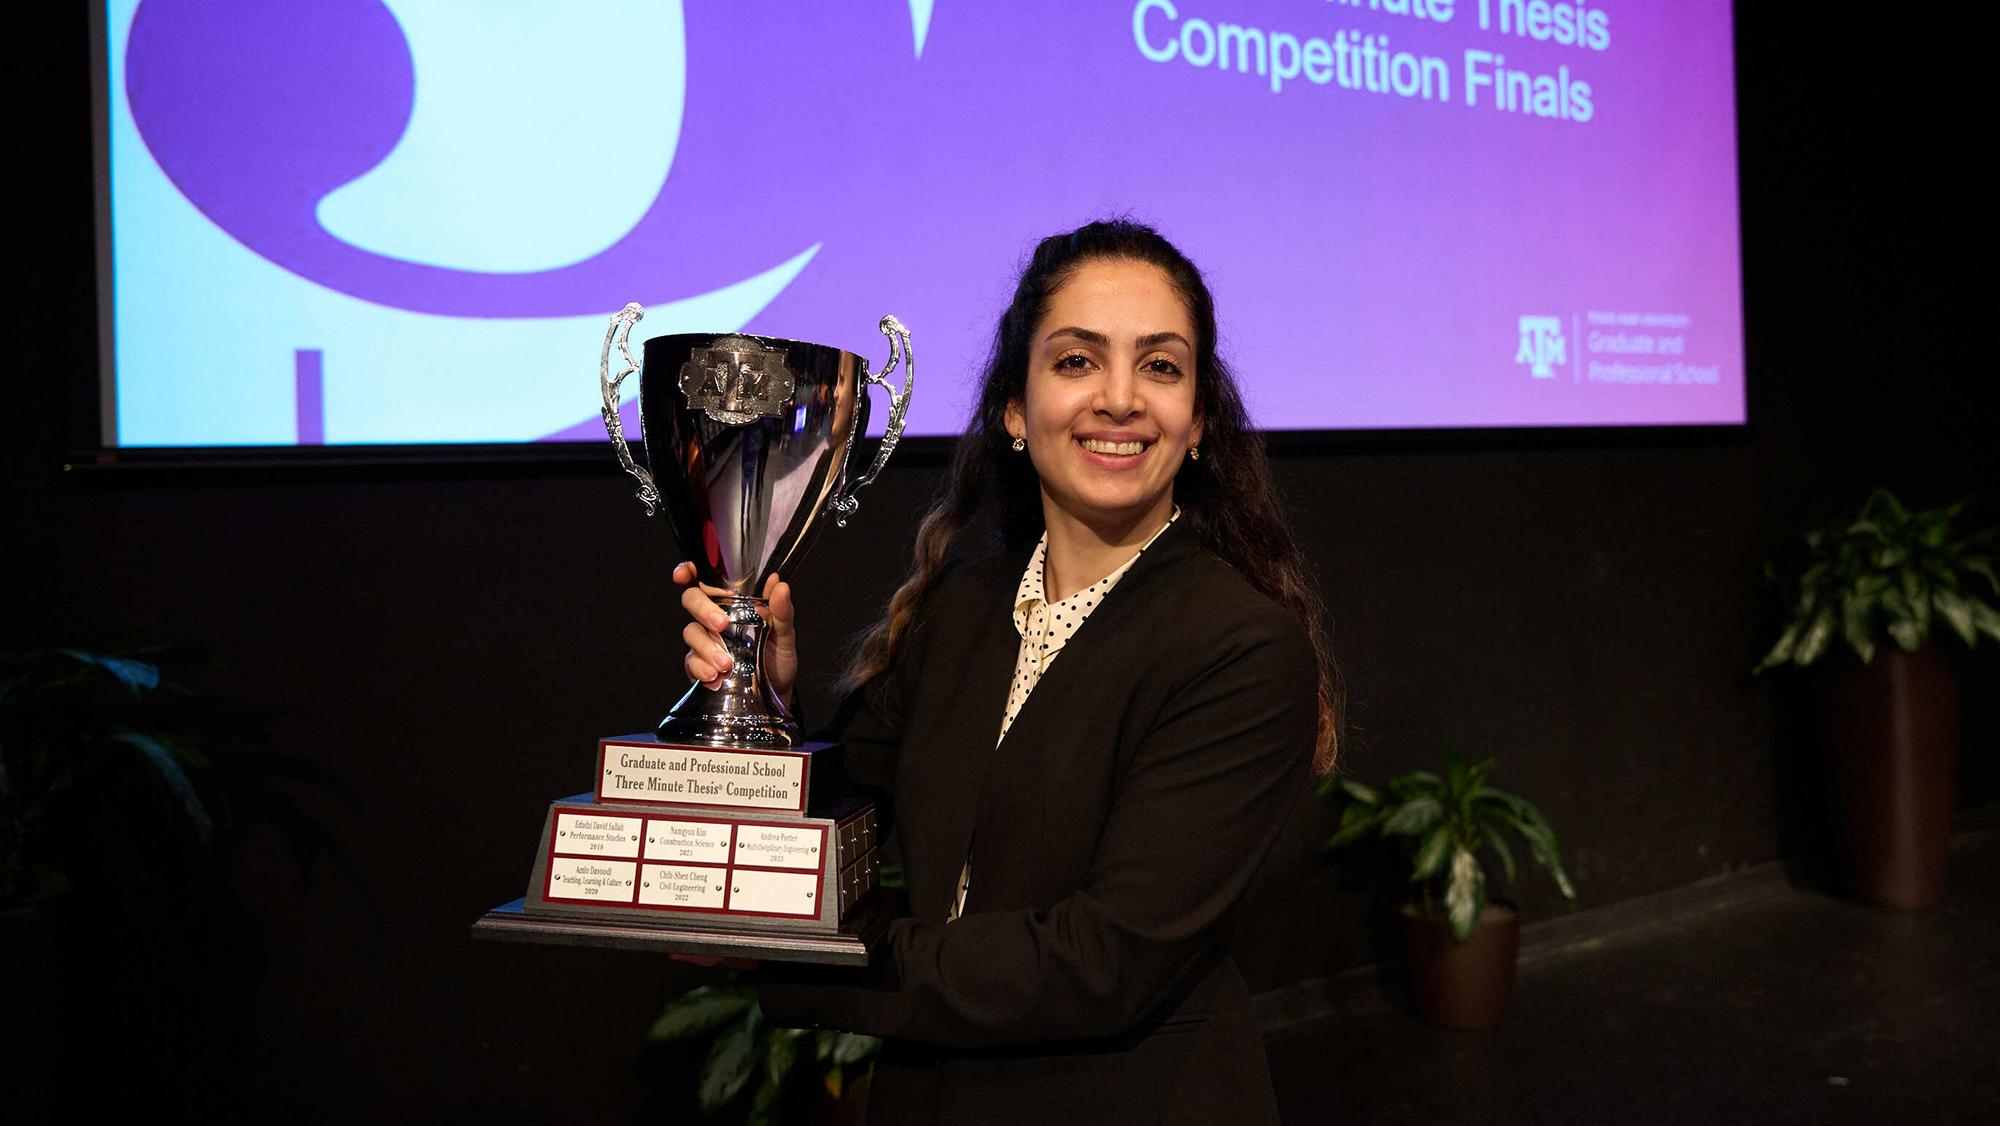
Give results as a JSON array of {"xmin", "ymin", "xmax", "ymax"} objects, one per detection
[
  {"xmin": 763, "ymin": 574, "xmax": 796, "ymax": 638},
  {"xmin": 673, "ymin": 562, "xmax": 730, "ymax": 630},
  {"xmin": 677, "ymin": 567, "xmax": 798, "ymax": 703},
  {"xmin": 682, "ymin": 620, "xmax": 731, "ymax": 682},
  {"xmin": 680, "ymin": 580, "xmax": 731, "ymax": 634},
  {"xmin": 759, "ymin": 574, "xmax": 799, "ymax": 707},
  {"xmin": 676, "ymin": 563, "xmax": 730, "ymax": 683}
]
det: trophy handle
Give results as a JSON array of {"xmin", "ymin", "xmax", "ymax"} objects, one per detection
[
  {"xmin": 600, "ymin": 302, "xmax": 661, "ymax": 516},
  {"xmin": 831, "ymin": 314, "xmax": 915, "ymax": 527}
]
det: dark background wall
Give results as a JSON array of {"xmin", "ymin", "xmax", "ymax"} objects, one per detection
[{"xmin": 5, "ymin": 5, "xmax": 1993, "ymax": 1124}]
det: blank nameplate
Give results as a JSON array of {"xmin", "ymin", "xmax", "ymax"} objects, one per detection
[{"xmin": 730, "ymin": 869, "xmax": 819, "ymax": 917}]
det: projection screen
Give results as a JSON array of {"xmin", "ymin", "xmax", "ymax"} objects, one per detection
[{"xmin": 101, "ymin": 0, "xmax": 1743, "ymax": 449}]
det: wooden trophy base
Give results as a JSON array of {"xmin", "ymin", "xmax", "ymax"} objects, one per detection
[
  {"xmin": 476, "ymin": 735, "xmax": 889, "ymax": 965},
  {"xmin": 472, "ymin": 885, "xmax": 899, "ymax": 966}
]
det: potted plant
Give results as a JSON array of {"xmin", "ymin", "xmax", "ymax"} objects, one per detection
[
  {"xmin": 649, "ymin": 981, "xmax": 879, "ymax": 1126},
  {"xmin": 1, "ymin": 648, "xmax": 217, "ymax": 910},
  {"xmin": 1322, "ymin": 749, "xmax": 1577, "ymax": 1028},
  {"xmin": 1755, "ymin": 488, "xmax": 2000, "ymax": 909},
  {"xmin": 3, "ymin": 646, "xmax": 362, "ymax": 1122},
  {"xmin": 1, "ymin": 647, "xmax": 218, "ymax": 1124}
]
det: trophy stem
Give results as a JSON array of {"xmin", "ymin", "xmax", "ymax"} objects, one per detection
[{"xmin": 657, "ymin": 595, "xmax": 802, "ymax": 749}]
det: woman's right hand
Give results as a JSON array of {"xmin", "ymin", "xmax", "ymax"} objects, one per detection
[{"xmin": 673, "ymin": 563, "xmax": 799, "ymax": 710}]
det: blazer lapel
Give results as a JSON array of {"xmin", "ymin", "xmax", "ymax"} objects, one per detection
[
  {"xmin": 907, "ymin": 554, "xmax": 1026, "ymax": 918},
  {"xmin": 964, "ymin": 523, "xmax": 1201, "ymax": 842}
]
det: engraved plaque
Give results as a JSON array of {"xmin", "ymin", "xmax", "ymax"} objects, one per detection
[
  {"xmin": 553, "ymin": 812, "xmax": 643, "ymax": 858},
  {"xmin": 644, "ymin": 818, "xmax": 734, "ymax": 864},
  {"xmin": 547, "ymin": 857, "xmax": 637, "ymax": 903},
  {"xmin": 598, "ymin": 740, "xmax": 810, "ymax": 812},
  {"xmin": 639, "ymin": 863, "xmax": 728, "ymax": 909},
  {"xmin": 735, "ymin": 823, "xmax": 824, "ymax": 871}
]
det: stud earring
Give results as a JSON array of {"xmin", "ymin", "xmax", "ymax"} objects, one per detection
[
  {"xmin": 1012, "ymin": 437, "xmax": 1026, "ymax": 452},
  {"xmin": 1188, "ymin": 445, "xmax": 1200, "ymax": 461}
]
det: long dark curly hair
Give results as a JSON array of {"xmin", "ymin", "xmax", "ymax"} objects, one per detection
[{"xmin": 842, "ymin": 219, "xmax": 1340, "ymax": 772}]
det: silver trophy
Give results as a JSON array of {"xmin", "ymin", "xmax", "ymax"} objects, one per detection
[{"xmin": 598, "ymin": 303, "xmax": 914, "ymax": 749}]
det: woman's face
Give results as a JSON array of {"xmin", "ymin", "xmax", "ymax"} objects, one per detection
[{"xmin": 1005, "ymin": 257, "xmax": 1203, "ymax": 533}]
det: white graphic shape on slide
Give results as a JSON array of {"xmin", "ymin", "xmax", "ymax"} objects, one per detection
[
  {"xmin": 909, "ymin": 0, "xmax": 935, "ymax": 57},
  {"xmin": 317, "ymin": 0, "xmax": 686, "ymax": 274}
]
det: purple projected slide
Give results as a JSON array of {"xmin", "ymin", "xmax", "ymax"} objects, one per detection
[{"xmin": 108, "ymin": 1, "xmax": 1742, "ymax": 446}]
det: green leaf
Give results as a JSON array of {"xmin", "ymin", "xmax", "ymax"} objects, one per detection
[
  {"xmin": 61, "ymin": 650, "xmax": 161, "ymax": 694},
  {"xmin": 1886, "ymin": 617, "xmax": 1924, "ymax": 652},
  {"xmin": 1934, "ymin": 588, "xmax": 1978, "ymax": 646},
  {"xmin": 1484, "ymin": 793, "xmax": 1578, "ymax": 904},
  {"xmin": 1380, "ymin": 797, "xmax": 1444, "ymax": 837},
  {"xmin": 746, "ymin": 1073, "xmax": 785, "ymax": 1126},
  {"xmin": 698, "ymin": 1008, "xmax": 763, "ymax": 1111},
  {"xmin": 649, "ymin": 985, "xmax": 755, "ymax": 1042},
  {"xmin": 1971, "ymin": 599, "xmax": 2000, "ymax": 643},
  {"xmin": 829, "ymin": 1032, "xmax": 878, "ymax": 1066},
  {"xmin": 1963, "ymin": 557, "xmax": 1999, "ymax": 596},
  {"xmin": 1481, "ymin": 815, "xmax": 1518, "ymax": 883},
  {"xmin": 1861, "ymin": 487, "xmax": 1907, "ymax": 526},
  {"xmin": 1444, "ymin": 748, "xmax": 1468, "ymax": 796},
  {"xmin": 1325, "ymin": 805, "xmax": 1385, "ymax": 850},
  {"xmin": 1387, "ymin": 772, "xmax": 1444, "ymax": 802},
  {"xmin": 1444, "ymin": 848, "xmax": 1486, "ymax": 942},
  {"xmin": 1841, "ymin": 605, "xmax": 1877, "ymax": 665},
  {"xmin": 113, "ymin": 730, "xmax": 213, "ymax": 843},
  {"xmin": 1794, "ymin": 606, "xmax": 1837, "ymax": 666},
  {"xmin": 764, "ymin": 1027, "xmax": 801, "ymax": 1088},
  {"xmin": 1755, "ymin": 619, "xmax": 1802, "ymax": 673},
  {"xmin": 1337, "ymin": 778, "xmax": 1382, "ymax": 806},
  {"xmin": 1918, "ymin": 500, "xmax": 1962, "ymax": 547},
  {"xmin": 1411, "ymin": 822, "xmax": 1453, "ymax": 881}
]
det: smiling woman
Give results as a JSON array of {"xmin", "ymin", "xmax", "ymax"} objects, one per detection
[
  {"xmin": 677, "ymin": 220, "xmax": 1340, "ymax": 1126},
  {"xmin": 1002, "ymin": 258, "xmax": 1203, "ymax": 599}
]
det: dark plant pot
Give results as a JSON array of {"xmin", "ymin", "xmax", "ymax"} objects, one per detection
[
  {"xmin": 1819, "ymin": 642, "xmax": 1960, "ymax": 909},
  {"xmin": 1399, "ymin": 901, "xmax": 1518, "ymax": 1029}
]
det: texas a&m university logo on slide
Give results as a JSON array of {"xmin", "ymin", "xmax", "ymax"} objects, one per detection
[{"xmin": 1516, "ymin": 316, "xmax": 1567, "ymax": 379}]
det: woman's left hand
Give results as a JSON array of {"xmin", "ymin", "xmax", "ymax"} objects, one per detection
[{"xmin": 673, "ymin": 564, "xmax": 799, "ymax": 710}]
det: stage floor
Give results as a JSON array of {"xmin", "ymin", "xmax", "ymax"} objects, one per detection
[{"xmin": 1266, "ymin": 818, "xmax": 2000, "ymax": 1125}]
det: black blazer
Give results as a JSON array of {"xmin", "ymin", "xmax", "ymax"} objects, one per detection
[{"xmin": 762, "ymin": 521, "xmax": 1317, "ymax": 1126}]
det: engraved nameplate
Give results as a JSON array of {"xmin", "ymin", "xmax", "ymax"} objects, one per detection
[
  {"xmin": 735, "ymin": 823, "xmax": 825, "ymax": 871},
  {"xmin": 547, "ymin": 857, "xmax": 637, "ymax": 903},
  {"xmin": 598, "ymin": 739, "xmax": 810, "ymax": 812},
  {"xmin": 639, "ymin": 863, "xmax": 728, "ymax": 909},
  {"xmin": 553, "ymin": 812, "xmax": 642, "ymax": 858},
  {"xmin": 644, "ymin": 818, "xmax": 734, "ymax": 864}
]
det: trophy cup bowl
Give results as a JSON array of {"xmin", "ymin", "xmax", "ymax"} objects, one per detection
[{"xmin": 599, "ymin": 305, "xmax": 914, "ymax": 750}]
